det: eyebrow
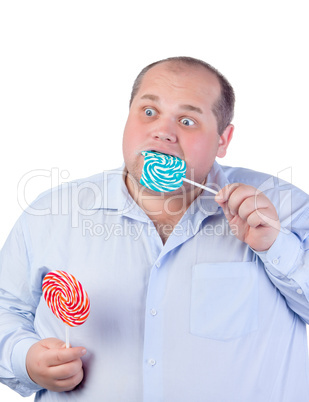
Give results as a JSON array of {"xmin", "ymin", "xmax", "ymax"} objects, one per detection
[
  {"xmin": 180, "ymin": 104, "xmax": 203, "ymax": 114},
  {"xmin": 140, "ymin": 94, "xmax": 203, "ymax": 114},
  {"xmin": 140, "ymin": 94, "xmax": 160, "ymax": 102}
]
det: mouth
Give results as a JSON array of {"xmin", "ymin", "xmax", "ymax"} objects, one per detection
[{"xmin": 141, "ymin": 148, "xmax": 183, "ymax": 160}]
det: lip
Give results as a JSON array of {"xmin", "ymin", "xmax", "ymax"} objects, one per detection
[{"xmin": 140, "ymin": 147, "xmax": 183, "ymax": 160}]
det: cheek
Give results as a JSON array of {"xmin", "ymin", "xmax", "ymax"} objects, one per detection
[
  {"xmin": 122, "ymin": 120, "xmax": 146, "ymax": 170},
  {"xmin": 123, "ymin": 120, "xmax": 139, "ymax": 151},
  {"xmin": 182, "ymin": 136, "xmax": 219, "ymax": 175},
  {"xmin": 183, "ymin": 136, "xmax": 216, "ymax": 161}
]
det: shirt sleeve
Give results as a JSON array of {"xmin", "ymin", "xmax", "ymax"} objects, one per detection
[
  {"xmin": 0, "ymin": 216, "xmax": 43, "ymax": 396},
  {"xmin": 256, "ymin": 209, "xmax": 309, "ymax": 323}
]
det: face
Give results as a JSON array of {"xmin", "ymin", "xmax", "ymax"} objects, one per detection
[{"xmin": 122, "ymin": 62, "xmax": 233, "ymax": 195}]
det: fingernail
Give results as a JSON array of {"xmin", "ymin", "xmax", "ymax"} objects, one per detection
[{"xmin": 215, "ymin": 192, "xmax": 222, "ymax": 202}]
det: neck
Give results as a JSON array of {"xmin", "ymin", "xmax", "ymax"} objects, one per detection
[{"xmin": 125, "ymin": 172, "xmax": 202, "ymax": 243}]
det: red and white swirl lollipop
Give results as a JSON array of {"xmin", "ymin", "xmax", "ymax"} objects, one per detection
[{"xmin": 42, "ymin": 270, "xmax": 90, "ymax": 347}]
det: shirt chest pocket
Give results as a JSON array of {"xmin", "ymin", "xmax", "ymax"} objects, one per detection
[{"xmin": 190, "ymin": 262, "xmax": 258, "ymax": 341}]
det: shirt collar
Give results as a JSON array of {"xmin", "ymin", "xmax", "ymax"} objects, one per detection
[
  {"xmin": 82, "ymin": 165, "xmax": 149, "ymax": 221},
  {"xmin": 81, "ymin": 165, "xmax": 129, "ymax": 211},
  {"xmin": 84, "ymin": 161, "xmax": 230, "ymax": 217},
  {"xmin": 178, "ymin": 161, "xmax": 230, "ymax": 233},
  {"xmin": 196, "ymin": 160, "xmax": 230, "ymax": 214}
]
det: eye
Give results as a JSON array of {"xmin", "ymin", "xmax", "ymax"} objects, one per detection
[
  {"xmin": 180, "ymin": 117, "xmax": 195, "ymax": 126},
  {"xmin": 144, "ymin": 108, "xmax": 157, "ymax": 117}
]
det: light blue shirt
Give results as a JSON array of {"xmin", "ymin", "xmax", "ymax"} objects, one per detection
[{"xmin": 1, "ymin": 161, "xmax": 309, "ymax": 401}]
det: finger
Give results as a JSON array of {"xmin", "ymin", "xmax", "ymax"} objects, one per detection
[
  {"xmin": 48, "ymin": 346, "xmax": 87, "ymax": 367},
  {"xmin": 52, "ymin": 368, "xmax": 84, "ymax": 392},
  {"xmin": 237, "ymin": 194, "xmax": 269, "ymax": 222},
  {"xmin": 41, "ymin": 338, "xmax": 67, "ymax": 350},
  {"xmin": 215, "ymin": 183, "xmax": 240, "ymax": 204},
  {"xmin": 49, "ymin": 357, "xmax": 83, "ymax": 381},
  {"xmin": 218, "ymin": 199, "xmax": 235, "ymax": 222},
  {"xmin": 247, "ymin": 208, "xmax": 281, "ymax": 230},
  {"xmin": 246, "ymin": 209, "xmax": 269, "ymax": 228},
  {"xmin": 215, "ymin": 183, "xmax": 242, "ymax": 222},
  {"xmin": 226, "ymin": 186, "xmax": 261, "ymax": 216}
]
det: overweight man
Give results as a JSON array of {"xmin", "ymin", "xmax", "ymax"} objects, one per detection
[{"xmin": 1, "ymin": 56, "xmax": 309, "ymax": 401}]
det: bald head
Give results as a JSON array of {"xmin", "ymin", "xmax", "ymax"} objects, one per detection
[{"xmin": 129, "ymin": 56, "xmax": 235, "ymax": 135}]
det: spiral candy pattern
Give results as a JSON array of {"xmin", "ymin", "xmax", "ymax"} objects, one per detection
[
  {"xmin": 140, "ymin": 151, "xmax": 186, "ymax": 192},
  {"xmin": 42, "ymin": 270, "xmax": 90, "ymax": 327}
]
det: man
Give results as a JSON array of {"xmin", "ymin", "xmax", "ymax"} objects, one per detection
[{"xmin": 1, "ymin": 56, "xmax": 309, "ymax": 401}]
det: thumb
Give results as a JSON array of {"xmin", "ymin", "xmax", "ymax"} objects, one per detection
[
  {"xmin": 215, "ymin": 183, "xmax": 240, "ymax": 205},
  {"xmin": 40, "ymin": 337, "xmax": 68, "ymax": 350}
]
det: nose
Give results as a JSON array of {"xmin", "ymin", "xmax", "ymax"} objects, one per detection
[{"xmin": 151, "ymin": 120, "xmax": 177, "ymax": 143}]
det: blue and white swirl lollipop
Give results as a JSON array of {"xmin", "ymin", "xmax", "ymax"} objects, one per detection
[
  {"xmin": 140, "ymin": 151, "xmax": 186, "ymax": 192},
  {"xmin": 140, "ymin": 151, "xmax": 218, "ymax": 194}
]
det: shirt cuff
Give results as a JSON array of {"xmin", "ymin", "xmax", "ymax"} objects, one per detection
[
  {"xmin": 11, "ymin": 337, "xmax": 43, "ymax": 393},
  {"xmin": 255, "ymin": 229, "xmax": 302, "ymax": 278}
]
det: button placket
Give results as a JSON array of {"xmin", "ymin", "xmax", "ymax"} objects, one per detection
[
  {"xmin": 143, "ymin": 258, "xmax": 167, "ymax": 400},
  {"xmin": 148, "ymin": 359, "xmax": 156, "ymax": 366},
  {"xmin": 297, "ymin": 288, "xmax": 303, "ymax": 295}
]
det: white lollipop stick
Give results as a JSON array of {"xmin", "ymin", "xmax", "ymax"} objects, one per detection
[
  {"xmin": 65, "ymin": 325, "xmax": 70, "ymax": 349},
  {"xmin": 182, "ymin": 177, "xmax": 218, "ymax": 195}
]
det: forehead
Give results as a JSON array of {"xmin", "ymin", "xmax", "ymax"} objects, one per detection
[{"xmin": 136, "ymin": 61, "xmax": 221, "ymax": 104}]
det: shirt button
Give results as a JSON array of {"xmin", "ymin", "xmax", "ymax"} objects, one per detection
[
  {"xmin": 150, "ymin": 309, "xmax": 157, "ymax": 316},
  {"xmin": 148, "ymin": 359, "xmax": 156, "ymax": 366},
  {"xmin": 297, "ymin": 288, "xmax": 303, "ymax": 295},
  {"xmin": 156, "ymin": 261, "xmax": 161, "ymax": 268},
  {"xmin": 272, "ymin": 258, "xmax": 279, "ymax": 265}
]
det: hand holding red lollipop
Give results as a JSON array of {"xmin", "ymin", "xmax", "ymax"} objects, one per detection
[{"xmin": 26, "ymin": 271, "xmax": 90, "ymax": 392}]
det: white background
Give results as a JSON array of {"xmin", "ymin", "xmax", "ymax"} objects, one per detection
[{"xmin": 0, "ymin": 1, "xmax": 308, "ymax": 400}]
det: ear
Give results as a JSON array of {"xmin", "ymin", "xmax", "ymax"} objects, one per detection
[{"xmin": 216, "ymin": 124, "xmax": 234, "ymax": 158}]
